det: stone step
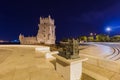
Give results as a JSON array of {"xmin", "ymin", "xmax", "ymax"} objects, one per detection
[{"xmin": 82, "ymin": 63, "xmax": 115, "ymax": 80}]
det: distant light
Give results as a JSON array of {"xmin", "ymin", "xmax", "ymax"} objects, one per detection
[
  {"xmin": 90, "ymin": 33, "xmax": 93, "ymax": 36},
  {"xmin": 106, "ymin": 27, "xmax": 111, "ymax": 32},
  {"xmin": 94, "ymin": 33, "xmax": 96, "ymax": 36},
  {"xmin": 11, "ymin": 40, "xmax": 19, "ymax": 42}
]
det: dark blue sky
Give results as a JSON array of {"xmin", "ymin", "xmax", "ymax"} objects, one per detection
[{"xmin": 0, "ymin": 0, "xmax": 120, "ymax": 41}]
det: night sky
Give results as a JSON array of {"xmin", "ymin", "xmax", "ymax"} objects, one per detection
[{"xmin": 0, "ymin": 0, "xmax": 120, "ymax": 41}]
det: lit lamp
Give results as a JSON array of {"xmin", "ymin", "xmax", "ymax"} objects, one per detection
[
  {"xmin": 106, "ymin": 27, "xmax": 111, "ymax": 35},
  {"xmin": 90, "ymin": 33, "xmax": 93, "ymax": 36}
]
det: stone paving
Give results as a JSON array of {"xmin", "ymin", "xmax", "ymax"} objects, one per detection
[
  {"xmin": 80, "ymin": 44, "xmax": 113, "ymax": 58},
  {"xmin": 0, "ymin": 45, "xmax": 97, "ymax": 80},
  {"xmin": 81, "ymin": 73, "xmax": 96, "ymax": 80},
  {"xmin": 0, "ymin": 46, "xmax": 64, "ymax": 80},
  {"xmin": 80, "ymin": 43, "xmax": 120, "ymax": 80}
]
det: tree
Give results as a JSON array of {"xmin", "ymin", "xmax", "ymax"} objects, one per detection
[
  {"xmin": 95, "ymin": 35, "xmax": 100, "ymax": 42},
  {"xmin": 111, "ymin": 35, "xmax": 120, "ymax": 42},
  {"xmin": 79, "ymin": 36, "xmax": 87, "ymax": 42},
  {"xmin": 88, "ymin": 36, "xmax": 94, "ymax": 42},
  {"xmin": 95, "ymin": 34, "xmax": 110, "ymax": 42}
]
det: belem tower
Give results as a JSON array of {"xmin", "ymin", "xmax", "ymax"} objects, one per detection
[{"xmin": 19, "ymin": 15, "xmax": 56, "ymax": 45}]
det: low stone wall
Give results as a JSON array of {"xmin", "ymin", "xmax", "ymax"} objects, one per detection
[{"xmin": 80, "ymin": 54, "xmax": 120, "ymax": 73}]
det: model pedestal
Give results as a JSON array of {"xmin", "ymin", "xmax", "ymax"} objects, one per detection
[{"xmin": 53, "ymin": 54, "xmax": 88, "ymax": 80}]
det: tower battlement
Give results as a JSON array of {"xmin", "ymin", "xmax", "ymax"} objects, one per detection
[{"xmin": 40, "ymin": 15, "xmax": 54, "ymax": 25}]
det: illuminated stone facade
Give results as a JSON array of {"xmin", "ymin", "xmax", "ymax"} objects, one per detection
[{"xmin": 19, "ymin": 15, "xmax": 56, "ymax": 44}]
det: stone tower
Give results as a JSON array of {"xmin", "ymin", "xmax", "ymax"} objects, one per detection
[{"xmin": 37, "ymin": 15, "xmax": 56, "ymax": 44}]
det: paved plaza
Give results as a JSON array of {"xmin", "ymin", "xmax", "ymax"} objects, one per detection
[
  {"xmin": 80, "ymin": 43, "xmax": 120, "ymax": 80},
  {"xmin": 1, "ymin": 43, "xmax": 120, "ymax": 80},
  {"xmin": 0, "ymin": 45, "xmax": 96, "ymax": 80},
  {"xmin": 0, "ymin": 45, "xmax": 64, "ymax": 80}
]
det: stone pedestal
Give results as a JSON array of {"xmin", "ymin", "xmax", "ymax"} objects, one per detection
[{"xmin": 53, "ymin": 55, "xmax": 88, "ymax": 80}]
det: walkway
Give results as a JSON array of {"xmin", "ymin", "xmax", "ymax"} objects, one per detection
[
  {"xmin": 80, "ymin": 43, "xmax": 120, "ymax": 80},
  {"xmin": 0, "ymin": 45, "xmax": 64, "ymax": 80}
]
